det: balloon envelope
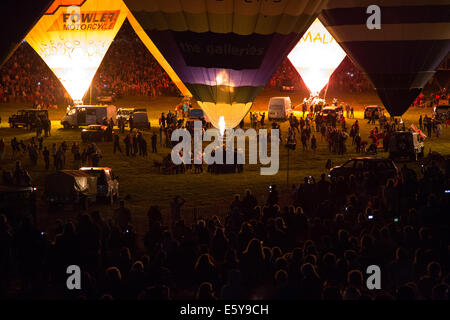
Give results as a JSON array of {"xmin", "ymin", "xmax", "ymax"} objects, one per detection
[
  {"xmin": 321, "ymin": 0, "xmax": 450, "ymax": 116},
  {"xmin": 288, "ymin": 18, "xmax": 346, "ymax": 95},
  {"xmin": 124, "ymin": 0, "xmax": 328, "ymax": 129},
  {"xmin": 0, "ymin": 0, "xmax": 52, "ymax": 67},
  {"xmin": 25, "ymin": 0, "xmax": 129, "ymax": 102}
]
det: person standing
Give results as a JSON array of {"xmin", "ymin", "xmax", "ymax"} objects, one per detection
[
  {"xmin": 119, "ymin": 117, "xmax": 125, "ymax": 134},
  {"xmin": 73, "ymin": 148, "xmax": 81, "ymax": 169},
  {"xmin": 419, "ymin": 115, "xmax": 423, "ymax": 131},
  {"xmin": 170, "ymin": 196, "xmax": 185, "ymax": 226},
  {"xmin": 114, "ymin": 200, "xmax": 131, "ymax": 232},
  {"xmin": 151, "ymin": 132, "xmax": 157, "ymax": 153},
  {"xmin": 42, "ymin": 146, "xmax": 50, "ymax": 170},
  {"xmin": 132, "ymin": 132, "xmax": 138, "ymax": 156},
  {"xmin": 436, "ymin": 122, "xmax": 442, "ymax": 138},
  {"xmin": 425, "ymin": 116, "xmax": 432, "ymax": 137},
  {"xmin": 141, "ymin": 135, "xmax": 148, "ymax": 157},
  {"xmin": 113, "ymin": 133, "xmax": 122, "ymax": 154},
  {"xmin": 0, "ymin": 138, "xmax": 5, "ymax": 161},
  {"xmin": 46, "ymin": 118, "xmax": 51, "ymax": 136},
  {"xmin": 161, "ymin": 112, "xmax": 166, "ymax": 128},
  {"xmin": 129, "ymin": 116, "xmax": 134, "ymax": 132},
  {"xmin": 124, "ymin": 133, "xmax": 131, "ymax": 157},
  {"xmin": 311, "ymin": 134, "xmax": 317, "ymax": 153},
  {"xmin": 355, "ymin": 133, "xmax": 362, "ymax": 153},
  {"xmin": 51, "ymin": 143, "xmax": 57, "ymax": 168}
]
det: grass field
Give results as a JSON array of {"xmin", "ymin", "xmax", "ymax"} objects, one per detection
[{"xmin": 0, "ymin": 89, "xmax": 449, "ymax": 239}]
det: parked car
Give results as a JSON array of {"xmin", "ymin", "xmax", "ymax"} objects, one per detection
[
  {"xmin": 9, "ymin": 109, "xmax": 49, "ymax": 129},
  {"xmin": 364, "ymin": 105, "xmax": 384, "ymax": 119},
  {"xmin": 320, "ymin": 106, "xmax": 338, "ymax": 120},
  {"xmin": 330, "ymin": 157, "xmax": 398, "ymax": 184},
  {"xmin": 81, "ymin": 125, "xmax": 110, "ymax": 142},
  {"xmin": 79, "ymin": 167, "xmax": 119, "ymax": 203}
]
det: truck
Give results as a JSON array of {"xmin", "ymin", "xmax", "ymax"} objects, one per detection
[
  {"xmin": 8, "ymin": 109, "xmax": 49, "ymax": 130},
  {"xmin": 61, "ymin": 105, "xmax": 116, "ymax": 129},
  {"xmin": 388, "ymin": 131, "xmax": 425, "ymax": 161},
  {"xmin": 44, "ymin": 170, "xmax": 97, "ymax": 210}
]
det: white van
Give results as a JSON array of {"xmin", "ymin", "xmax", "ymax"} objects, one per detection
[
  {"xmin": 268, "ymin": 97, "xmax": 292, "ymax": 121},
  {"xmin": 61, "ymin": 105, "xmax": 117, "ymax": 128}
]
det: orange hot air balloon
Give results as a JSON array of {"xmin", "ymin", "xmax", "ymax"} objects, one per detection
[{"xmin": 25, "ymin": 0, "xmax": 129, "ymax": 102}]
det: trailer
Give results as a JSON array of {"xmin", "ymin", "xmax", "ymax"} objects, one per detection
[{"xmin": 44, "ymin": 170, "xmax": 97, "ymax": 210}]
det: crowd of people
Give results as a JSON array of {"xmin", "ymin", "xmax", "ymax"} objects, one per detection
[
  {"xmin": 0, "ymin": 43, "xmax": 68, "ymax": 107},
  {"xmin": 0, "ymin": 157, "xmax": 448, "ymax": 300},
  {"xmin": 90, "ymin": 21, "xmax": 179, "ymax": 99},
  {"xmin": 267, "ymin": 57, "xmax": 375, "ymax": 94},
  {"xmin": 1, "ymin": 16, "xmax": 449, "ymax": 301},
  {"xmin": 4, "ymin": 137, "xmax": 103, "ymax": 175}
]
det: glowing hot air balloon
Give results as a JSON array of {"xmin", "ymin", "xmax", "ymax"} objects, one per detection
[
  {"xmin": 0, "ymin": 0, "xmax": 52, "ymax": 67},
  {"xmin": 124, "ymin": 0, "xmax": 328, "ymax": 129},
  {"xmin": 25, "ymin": 0, "xmax": 128, "ymax": 103},
  {"xmin": 321, "ymin": 0, "xmax": 450, "ymax": 117},
  {"xmin": 288, "ymin": 18, "xmax": 346, "ymax": 95}
]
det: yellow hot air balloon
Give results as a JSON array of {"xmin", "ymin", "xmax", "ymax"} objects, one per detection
[
  {"xmin": 25, "ymin": 0, "xmax": 128, "ymax": 103},
  {"xmin": 288, "ymin": 18, "xmax": 346, "ymax": 95}
]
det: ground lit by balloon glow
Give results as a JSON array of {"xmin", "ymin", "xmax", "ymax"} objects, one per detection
[{"xmin": 288, "ymin": 18, "xmax": 346, "ymax": 95}]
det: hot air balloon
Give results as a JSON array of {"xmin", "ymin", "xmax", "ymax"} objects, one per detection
[
  {"xmin": 321, "ymin": 0, "xmax": 450, "ymax": 116},
  {"xmin": 288, "ymin": 18, "xmax": 346, "ymax": 95},
  {"xmin": 25, "ymin": 0, "xmax": 129, "ymax": 103},
  {"xmin": 124, "ymin": 0, "xmax": 328, "ymax": 129},
  {"xmin": 0, "ymin": 0, "xmax": 52, "ymax": 67}
]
